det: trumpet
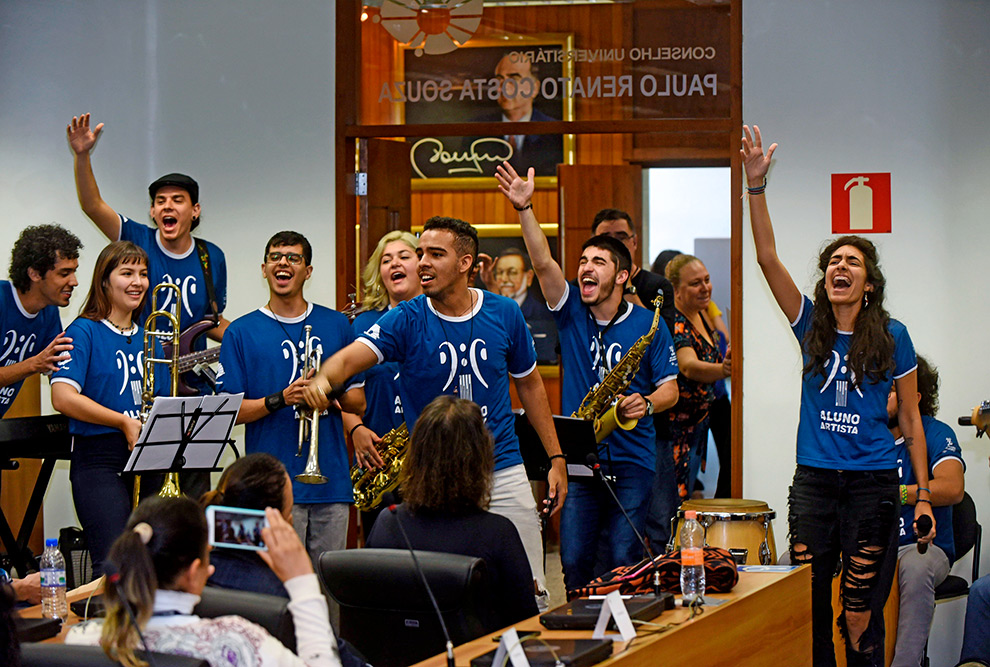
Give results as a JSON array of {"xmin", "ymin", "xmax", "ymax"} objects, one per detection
[
  {"xmin": 134, "ymin": 283, "xmax": 184, "ymax": 504},
  {"xmin": 295, "ymin": 325, "xmax": 327, "ymax": 484}
]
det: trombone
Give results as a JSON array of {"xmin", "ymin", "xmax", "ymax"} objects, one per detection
[
  {"xmin": 295, "ymin": 325, "xmax": 327, "ymax": 484},
  {"xmin": 134, "ymin": 283, "xmax": 183, "ymax": 504}
]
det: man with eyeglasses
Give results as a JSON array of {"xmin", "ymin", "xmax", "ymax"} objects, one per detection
[
  {"xmin": 217, "ymin": 231, "xmax": 366, "ymax": 566},
  {"xmin": 591, "ymin": 209, "xmax": 675, "ymax": 334},
  {"xmin": 484, "ymin": 248, "xmax": 558, "ymax": 363}
]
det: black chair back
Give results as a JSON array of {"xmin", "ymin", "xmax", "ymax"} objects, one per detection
[
  {"xmin": 20, "ymin": 644, "xmax": 208, "ymax": 667},
  {"xmin": 319, "ymin": 548, "xmax": 493, "ymax": 667},
  {"xmin": 194, "ymin": 586, "xmax": 296, "ymax": 652},
  {"xmin": 952, "ymin": 491, "xmax": 982, "ymax": 580}
]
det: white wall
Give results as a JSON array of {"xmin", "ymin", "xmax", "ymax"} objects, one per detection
[
  {"xmin": 742, "ymin": 1, "xmax": 990, "ymax": 662},
  {"xmin": 0, "ymin": 1, "xmax": 335, "ymax": 541}
]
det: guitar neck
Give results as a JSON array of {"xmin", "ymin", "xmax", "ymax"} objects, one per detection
[{"xmin": 177, "ymin": 346, "xmax": 221, "ymax": 373}]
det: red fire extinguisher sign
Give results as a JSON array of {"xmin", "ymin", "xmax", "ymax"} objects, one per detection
[{"xmin": 831, "ymin": 173, "xmax": 891, "ymax": 234}]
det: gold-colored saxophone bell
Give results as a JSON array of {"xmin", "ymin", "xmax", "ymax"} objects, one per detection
[
  {"xmin": 350, "ymin": 422, "xmax": 409, "ymax": 511},
  {"xmin": 573, "ymin": 295, "xmax": 664, "ymax": 443}
]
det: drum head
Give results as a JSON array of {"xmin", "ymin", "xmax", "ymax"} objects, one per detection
[{"xmin": 678, "ymin": 498, "xmax": 775, "ymax": 519}]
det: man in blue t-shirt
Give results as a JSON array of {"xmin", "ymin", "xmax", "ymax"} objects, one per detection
[
  {"xmin": 1, "ymin": 225, "xmax": 82, "ymax": 417},
  {"xmin": 496, "ymin": 162, "xmax": 679, "ymax": 590},
  {"xmin": 67, "ymin": 114, "xmax": 230, "ymax": 344},
  {"xmin": 883, "ymin": 356, "xmax": 965, "ymax": 667},
  {"xmin": 217, "ymin": 231, "xmax": 365, "ymax": 566},
  {"xmin": 305, "ymin": 217, "xmax": 566, "ymax": 602}
]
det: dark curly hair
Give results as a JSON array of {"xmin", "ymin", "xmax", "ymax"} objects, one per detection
[
  {"xmin": 400, "ymin": 395, "xmax": 493, "ymax": 514},
  {"xmin": 9, "ymin": 224, "xmax": 83, "ymax": 292},
  {"xmin": 915, "ymin": 355, "xmax": 939, "ymax": 418},
  {"xmin": 802, "ymin": 236, "xmax": 895, "ymax": 388}
]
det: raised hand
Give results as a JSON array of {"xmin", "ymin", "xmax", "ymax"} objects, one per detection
[
  {"xmin": 32, "ymin": 332, "xmax": 73, "ymax": 374},
  {"xmin": 740, "ymin": 124, "xmax": 777, "ymax": 186},
  {"xmin": 495, "ymin": 161, "xmax": 535, "ymax": 210},
  {"xmin": 67, "ymin": 113, "xmax": 104, "ymax": 155},
  {"xmin": 257, "ymin": 507, "xmax": 314, "ymax": 582},
  {"xmin": 476, "ymin": 252, "xmax": 497, "ymax": 291}
]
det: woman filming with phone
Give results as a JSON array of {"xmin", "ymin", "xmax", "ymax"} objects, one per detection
[{"xmin": 66, "ymin": 495, "xmax": 341, "ymax": 667}]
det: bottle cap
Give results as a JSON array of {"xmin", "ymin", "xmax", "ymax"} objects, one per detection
[
  {"xmin": 685, "ymin": 510, "xmax": 697, "ymax": 520},
  {"xmin": 45, "ymin": 538, "xmax": 58, "ymax": 548}
]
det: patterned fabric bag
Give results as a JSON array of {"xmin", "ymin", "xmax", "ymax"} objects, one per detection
[{"xmin": 567, "ymin": 546, "xmax": 739, "ymax": 600}]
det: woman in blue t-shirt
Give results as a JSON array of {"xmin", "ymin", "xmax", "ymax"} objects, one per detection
[
  {"xmin": 51, "ymin": 241, "xmax": 150, "ymax": 575},
  {"xmin": 344, "ymin": 230, "xmax": 420, "ymax": 537},
  {"xmin": 741, "ymin": 126, "xmax": 935, "ymax": 667}
]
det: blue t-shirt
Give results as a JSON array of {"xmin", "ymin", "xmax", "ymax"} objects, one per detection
[
  {"xmin": 120, "ymin": 216, "xmax": 227, "ymax": 350},
  {"xmin": 551, "ymin": 282, "xmax": 679, "ymax": 471},
  {"xmin": 0, "ymin": 281, "xmax": 63, "ymax": 417},
  {"xmin": 352, "ymin": 309, "xmax": 405, "ymax": 437},
  {"xmin": 357, "ymin": 290, "xmax": 537, "ymax": 471},
  {"xmin": 896, "ymin": 415, "xmax": 965, "ymax": 562},
  {"xmin": 51, "ymin": 318, "xmax": 146, "ymax": 436},
  {"xmin": 217, "ymin": 304, "xmax": 361, "ymax": 504},
  {"xmin": 791, "ymin": 295, "xmax": 916, "ymax": 470}
]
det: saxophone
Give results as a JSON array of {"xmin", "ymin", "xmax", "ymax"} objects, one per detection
[
  {"xmin": 350, "ymin": 422, "xmax": 409, "ymax": 511},
  {"xmin": 572, "ymin": 296, "xmax": 664, "ymax": 442}
]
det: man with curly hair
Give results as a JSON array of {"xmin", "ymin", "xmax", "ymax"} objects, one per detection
[{"xmin": 1, "ymin": 224, "xmax": 82, "ymax": 416}]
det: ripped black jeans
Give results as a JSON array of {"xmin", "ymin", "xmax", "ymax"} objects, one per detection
[{"xmin": 788, "ymin": 465, "xmax": 900, "ymax": 667}]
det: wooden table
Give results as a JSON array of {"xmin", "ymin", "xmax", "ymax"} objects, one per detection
[
  {"xmin": 17, "ymin": 580, "xmax": 104, "ymax": 643},
  {"xmin": 414, "ymin": 567, "xmax": 813, "ymax": 667}
]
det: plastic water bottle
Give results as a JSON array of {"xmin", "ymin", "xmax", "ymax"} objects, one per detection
[
  {"xmin": 40, "ymin": 538, "xmax": 68, "ymax": 620},
  {"xmin": 680, "ymin": 510, "xmax": 706, "ymax": 603}
]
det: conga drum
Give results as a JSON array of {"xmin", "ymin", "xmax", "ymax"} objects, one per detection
[{"xmin": 670, "ymin": 499, "xmax": 777, "ymax": 565}]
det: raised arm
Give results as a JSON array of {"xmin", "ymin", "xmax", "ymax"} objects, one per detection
[
  {"xmin": 741, "ymin": 125, "xmax": 802, "ymax": 322},
  {"xmin": 67, "ymin": 113, "xmax": 121, "ymax": 240},
  {"xmin": 495, "ymin": 163, "xmax": 567, "ymax": 308}
]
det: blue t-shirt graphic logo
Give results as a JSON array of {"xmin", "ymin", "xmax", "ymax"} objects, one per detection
[
  {"xmin": 438, "ymin": 337, "xmax": 490, "ymax": 401},
  {"xmin": 1, "ymin": 330, "xmax": 39, "ymax": 366}
]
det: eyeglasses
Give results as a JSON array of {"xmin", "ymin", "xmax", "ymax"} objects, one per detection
[
  {"xmin": 495, "ymin": 267, "xmax": 523, "ymax": 279},
  {"xmin": 600, "ymin": 231, "xmax": 634, "ymax": 242},
  {"xmin": 266, "ymin": 252, "xmax": 305, "ymax": 266}
]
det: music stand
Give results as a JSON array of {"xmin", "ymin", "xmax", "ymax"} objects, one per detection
[
  {"xmin": 124, "ymin": 393, "xmax": 242, "ymax": 478},
  {"xmin": 514, "ymin": 411, "xmax": 597, "ymax": 481}
]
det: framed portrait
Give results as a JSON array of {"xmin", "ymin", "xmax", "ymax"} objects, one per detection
[{"xmin": 395, "ymin": 35, "xmax": 576, "ymax": 190}]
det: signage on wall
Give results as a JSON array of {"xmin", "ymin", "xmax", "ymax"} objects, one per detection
[{"xmin": 830, "ymin": 173, "xmax": 891, "ymax": 234}]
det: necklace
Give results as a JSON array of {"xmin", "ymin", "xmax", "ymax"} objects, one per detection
[
  {"xmin": 267, "ymin": 301, "xmax": 310, "ymax": 369},
  {"xmin": 106, "ymin": 318, "xmax": 135, "ymax": 344},
  {"xmin": 433, "ymin": 290, "xmax": 477, "ymax": 396}
]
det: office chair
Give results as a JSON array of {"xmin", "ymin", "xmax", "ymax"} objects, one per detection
[
  {"xmin": 923, "ymin": 491, "xmax": 981, "ymax": 666},
  {"xmin": 20, "ymin": 644, "xmax": 208, "ymax": 667},
  {"xmin": 319, "ymin": 548, "xmax": 493, "ymax": 667}
]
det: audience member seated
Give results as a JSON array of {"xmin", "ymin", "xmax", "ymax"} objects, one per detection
[
  {"xmin": 200, "ymin": 453, "xmax": 293, "ymax": 598},
  {"xmin": 367, "ymin": 395, "xmax": 539, "ymax": 628},
  {"xmin": 65, "ymin": 495, "xmax": 341, "ymax": 667},
  {"xmin": 1, "ymin": 578, "xmax": 21, "ymax": 667},
  {"xmin": 961, "ymin": 573, "xmax": 990, "ymax": 665},
  {"xmin": 884, "ymin": 356, "xmax": 965, "ymax": 667}
]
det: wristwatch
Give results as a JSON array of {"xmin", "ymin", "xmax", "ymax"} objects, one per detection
[{"xmin": 645, "ymin": 400, "xmax": 655, "ymax": 417}]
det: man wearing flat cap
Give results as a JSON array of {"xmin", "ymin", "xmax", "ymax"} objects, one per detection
[{"xmin": 67, "ymin": 113, "xmax": 229, "ymax": 341}]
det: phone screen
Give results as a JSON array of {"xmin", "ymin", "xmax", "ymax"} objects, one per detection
[{"xmin": 206, "ymin": 505, "xmax": 269, "ymax": 551}]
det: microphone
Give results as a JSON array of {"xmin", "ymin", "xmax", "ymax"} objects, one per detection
[
  {"xmin": 916, "ymin": 514, "xmax": 933, "ymax": 555},
  {"xmin": 387, "ymin": 503, "xmax": 456, "ymax": 667},
  {"xmin": 584, "ymin": 453, "xmax": 663, "ymax": 598},
  {"xmin": 104, "ymin": 563, "xmax": 159, "ymax": 667}
]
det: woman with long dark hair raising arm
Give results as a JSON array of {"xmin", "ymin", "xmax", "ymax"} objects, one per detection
[{"xmin": 742, "ymin": 125, "xmax": 935, "ymax": 667}]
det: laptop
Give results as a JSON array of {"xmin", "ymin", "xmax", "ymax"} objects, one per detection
[
  {"xmin": 539, "ymin": 593, "xmax": 673, "ymax": 630},
  {"xmin": 471, "ymin": 638, "xmax": 613, "ymax": 667}
]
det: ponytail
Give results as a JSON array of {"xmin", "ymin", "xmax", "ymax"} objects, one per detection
[
  {"xmin": 99, "ymin": 496, "xmax": 208, "ymax": 667},
  {"xmin": 101, "ymin": 530, "xmax": 157, "ymax": 667}
]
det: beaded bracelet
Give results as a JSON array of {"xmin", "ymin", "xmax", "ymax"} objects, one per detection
[
  {"xmin": 746, "ymin": 178, "xmax": 767, "ymax": 196},
  {"xmin": 900, "ymin": 485, "xmax": 908, "ymax": 505}
]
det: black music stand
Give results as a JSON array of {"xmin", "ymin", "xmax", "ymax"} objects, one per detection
[
  {"xmin": 514, "ymin": 411, "xmax": 597, "ymax": 481},
  {"xmin": 124, "ymin": 394, "xmax": 242, "ymax": 479}
]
